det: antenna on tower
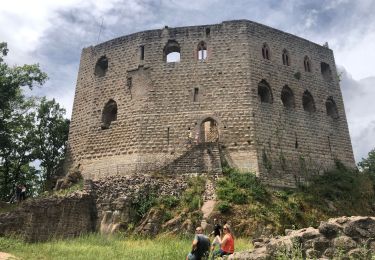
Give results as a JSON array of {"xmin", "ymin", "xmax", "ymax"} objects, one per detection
[{"xmin": 97, "ymin": 17, "xmax": 104, "ymax": 44}]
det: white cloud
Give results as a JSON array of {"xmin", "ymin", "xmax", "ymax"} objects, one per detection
[{"xmin": 340, "ymin": 69, "xmax": 375, "ymax": 162}]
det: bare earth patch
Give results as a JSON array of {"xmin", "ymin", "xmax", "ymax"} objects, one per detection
[{"xmin": 0, "ymin": 252, "xmax": 17, "ymax": 260}]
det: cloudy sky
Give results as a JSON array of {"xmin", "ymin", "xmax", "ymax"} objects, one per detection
[{"xmin": 1, "ymin": 0, "xmax": 374, "ymax": 163}]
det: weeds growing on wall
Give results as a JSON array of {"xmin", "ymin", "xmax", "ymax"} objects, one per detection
[
  {"xmin": 132, "ymin": 190, "xmax": 157, "ymax": 219},
  {"xmin": 147, "ymin": 176, "xmax": 206, "ymax": 226},
  {"xmin": 217, "ymin": 167, "xmax": 268, "ymax": 204},
  {"xmin": 52, "ymin": 180, "xmax": 84, "ymax": 197},
  {"xmin": 180, "ymin": 176, "xmax": 206, "ymax": 211}
]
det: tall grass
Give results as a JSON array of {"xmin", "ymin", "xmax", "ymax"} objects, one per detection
[
  {"xmin": 215, "ymin": 164, "xmax": 375, "ymax": 236},
  {"xmin": 0, "ymin": 233, "xmax": 251, "ymax": 260}
]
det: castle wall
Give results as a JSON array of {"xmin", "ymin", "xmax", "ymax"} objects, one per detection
[
  {"xmin": 245, "ymin": 21, "xmax": 354, "ymax": 187},
  {"xmin": 65, "ymin": 20, "xmax": 354, "ymax": 187}
]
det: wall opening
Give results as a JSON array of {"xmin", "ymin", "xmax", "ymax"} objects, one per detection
[
  {"xmin": 206, "ymin": 28, "xmax": 211, "ymax": 37},
  {"xmin": 321, "ymin": 62, "xmax": 332, "ymax": 80},
  {"xmin": 140, "ymin": 45, "xmax": 145, "ymax": 60},
  {"xmin": 281, "ymin": 85, "xmax": 295, "ymax": 109},
  {"xmin": 282, "ymin": 49, "xmax": 290, "ymax": 66},
  {"xmin": 302, "ymin": 90, "xmax": 316, "ymax": 113},
  {"xmin": 164, "ymin": 40, "xmax": 181, "ymax": 63},
  {"xmin": 167, "ymin": 127, "xmax": 170, "ymax": 145},
  {"xmin": 101, "ymin": 99, "xmax": 117, "ymax": 129},
  {"xmin": 193, "ymin": 87, "xmax": 199, "ymax": 102},
  {"xmin": 304, "ymin": 56, "xmax": 311, "ymax": 72},
  {"xmin": 197, "ymin": 41, "xmax": 207, "ymax": 61},
  {"xmin": 127, "ymin": 77, "xmax": 132, "ymax": 99},
  {"xmin": 95, "ymin": 56, "xmax": 108, "ymax": 77},
  {"xmin": 258, "ymin": 80, "xmax": 273, "ymax": 103},
  {"xmin": 326, "ymin": 97, "xmax": 339, "ymax": 119},
  {"xmin": 328, "ymin": 136, "xmax": 332, "ymax": 153},
  {"xmin": 200, "ymin": 118, "xmax": 219, "ymax": 143},
  {"xmin": 262, "ymin": 43, "xmax": 270, "ymax": 60},
  {"xmin": 295, "ymin": 136, "xmax": 299, "ymax": 149}
]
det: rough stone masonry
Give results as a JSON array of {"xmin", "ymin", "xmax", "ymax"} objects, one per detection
[{"xmin": 64, "ymin": 20, "xmax": 354, "ymax": 188}]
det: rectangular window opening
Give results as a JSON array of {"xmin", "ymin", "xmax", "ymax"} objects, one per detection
[
  {"xmin": 167, "ymin": 127, "xmax": 170, "ymax": 145},
  {"xmin": 193, "ymin": 88, "xmax": 199, "ymax": 102},
  {"xmin": 127, "ymin": 77, "xmax": 132, "ymax": 99},
  {"xmin": 140, "ymin": 46, "xmax": 145, "ymax": 60}
]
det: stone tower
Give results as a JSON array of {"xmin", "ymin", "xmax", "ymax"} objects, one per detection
[{"xmin": 64, "ymin": 20, "xmax": 355, "ymax": 187}]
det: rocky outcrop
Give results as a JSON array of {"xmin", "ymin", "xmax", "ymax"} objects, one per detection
[{"xmin": 230, "ymin": 216, "xmax": 375, "ymax": 259}]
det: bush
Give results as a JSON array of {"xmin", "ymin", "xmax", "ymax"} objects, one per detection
[
  {"xmin": 181, "ymin": 176, "xmax": 205, "ymax": 211},
  {"xmin": 217, "ymin": 201, "xmax": 231, "ymax": 213},
  {"xmin": 231, "ymin": 190, "xmax": 248, "ymax": 204},
  {"xmin": 218, "ymin": 168, "xmax": 268, "ymax": 203},
  {"xmin": 132, "ymin": 192, "xmax": 157, "ymax": 218},
  {"xmin": 159, "ymin": 196, "xmax": 179, "ymax": 209}
]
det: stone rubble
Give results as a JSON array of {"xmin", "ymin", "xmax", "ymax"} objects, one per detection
[{"xmin": 230, "ymin": 216, "xmax": 375, "ymax": 259}]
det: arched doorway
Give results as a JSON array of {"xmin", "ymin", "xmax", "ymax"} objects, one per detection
[{"xmin": 200, "ymin": 118, "xmax": 219, "ymax": 143}]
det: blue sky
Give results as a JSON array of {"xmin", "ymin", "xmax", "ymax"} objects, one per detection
[{"xmin": 1, "ymin": 0, "xmax": 374, "ymax": 163}]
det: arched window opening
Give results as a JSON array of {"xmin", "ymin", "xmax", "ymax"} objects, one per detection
[
  {"xmin": 281, "ymin": 85, "xmax": 295, "ymax": 109},
  {"xmin": 95, "ymin": 56, "xmax": 108, "ymax": 77},
  {"xmin": 326, "ymin": 97, "xmax": 339, "ymax": 119},
  {"xmin": 200, "ymin": 118, "xmax": 219, "ymax": 143},
  {"xmin": 262, "ymin": 43, "xmax": 270, "ymax": 60},
  {"xmin": 101, "ymin": 99, "xmax": 117, "ymax": 129},
  {"xmin": 321, "ymin": 62, "xmax": 332, "ymax": 81},
  {"xmin": 302, "ymin": 90, "xmax": 316, "ymax": 113},
  {"xmin": 282, "ymin": 49, "xmax": 290, "ymax": 66},
  {"xmin": 197, "ymin": 41, "xmax": 207, "ymax": 61},
  {"xmin": 304, "ymin": 56, "xmax": 311, "ymax": 72},
  {"xmin": 164, "ymin": 40, "xmax": 181, "ymax": 63},
  {"xmin": 258, "ymin": 80, "xmax": 273, "ymax": 103}
]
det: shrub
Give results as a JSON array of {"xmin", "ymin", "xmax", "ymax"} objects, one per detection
[
  {"xmin": 217, "ymin": 201, "xmax": 231, "ymax": 213},
  {"xmin": 218, "ymin": 168, "xmax": 268, "ymax": 203},
  {"xmin": 159, "ymin": 196, "xmax": 179, "ymax": 209},
  {"xmin": 231, "ymin": 190, "xmax": 248, "ymax": 204},
  {"xmin": 132, "ymin": 192, "xmax": 157, "ymax": 218},
  {"xmin": 181, "ymin": 176, "xmax": 205, "ymax": 211}
]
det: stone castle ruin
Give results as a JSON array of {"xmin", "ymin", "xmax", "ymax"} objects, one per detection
[{"xmin": 64, "ymin": 20, "xmax": 355, "ymax": 188}]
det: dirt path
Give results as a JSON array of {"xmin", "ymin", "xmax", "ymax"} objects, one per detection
[
  {"xmin": 201, "ymin": 199, "xmax": 216, "ymax": 219},
  {"xmin": 0, "ymin": 252, "xmax": 17, "ymax": 260}
]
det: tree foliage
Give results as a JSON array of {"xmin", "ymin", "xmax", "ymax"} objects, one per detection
[
  {"xmin": 358, "ymin": 148, "xmax": 375, "ymax": 174},
  {"xmin": 35, "ymin": 97, "xmax": 70, "ymax": 188},
  {"xmin": 0, "ymin": 42, "xmax": 69, "ymax": 200}
]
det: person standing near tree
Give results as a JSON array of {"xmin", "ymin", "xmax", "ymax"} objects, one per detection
[{"xmin": 19, "ymin": 184, "xmax": 26, "ymax": 201}]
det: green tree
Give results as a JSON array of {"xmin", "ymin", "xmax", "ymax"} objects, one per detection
[
  {"xmin": 0, "ymin": 43, "xmax": 70, "ymax": 198},
  {"xmin": 35, "ymin": 97, "xmax": 70, "ymax": 189},
  {"xmin": 358, "ymin": 148, "xmax": 375, "ymax": 173},
  {"xmin": 0, "ymin": 42, "xmax": 47, "ymax": 199}
]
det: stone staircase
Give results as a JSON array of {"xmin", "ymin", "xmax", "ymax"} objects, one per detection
[
  {"xmin": 160, "ymin": 142, "xmax": 222, "ymax": 174},
  {"xmin": 201, "ymin": 177, "xmax": 217, "ymax": 231}
]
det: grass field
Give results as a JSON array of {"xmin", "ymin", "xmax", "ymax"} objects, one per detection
[{"xmin": 0, "ymin": 233, "xmax": 252, "ymax": 260}]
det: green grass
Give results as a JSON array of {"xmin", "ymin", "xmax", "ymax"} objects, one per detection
[{"xmin": 0, "ymin": 233, "xmax": 251, "ymax": 260}]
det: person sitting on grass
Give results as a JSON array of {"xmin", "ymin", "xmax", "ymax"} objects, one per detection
[
  {"xmin": 210, "ymin": 223, "xmax": 222, "ymax": 253},
  {"xmin": 212, "ymin": 224, "xmax": 235, "ymax": 258},
  {"xmin": 186, "ymin": 226, "xmax": 211, "ymax": 260}
]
